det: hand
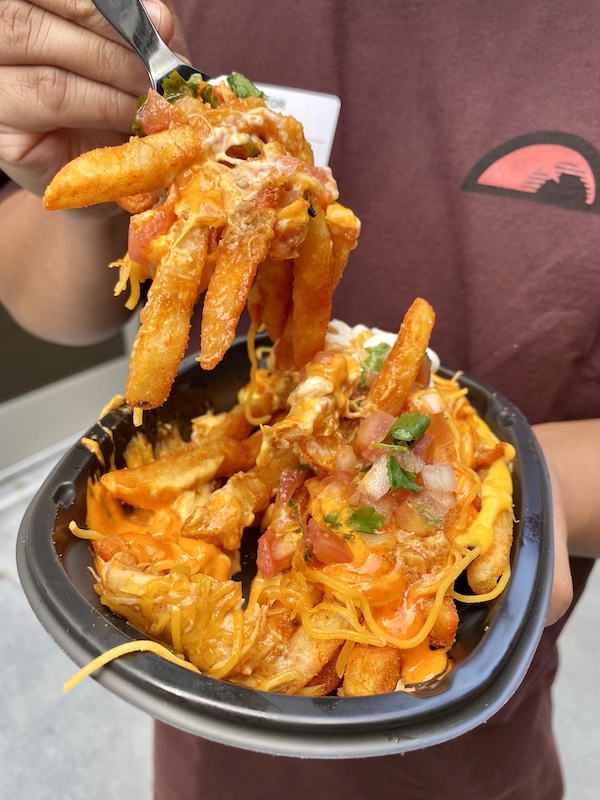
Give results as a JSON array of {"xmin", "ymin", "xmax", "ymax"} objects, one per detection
[
  {"xmin": 540, "ymin": 454, "xmax": 573, "ymax": 626},
  {"xmin": 0, "ymin": 0, "xmax": 182, "ymax": 199},
  {"xmin": 534, "ymin": 418, "xmax": 600, "ymax": 626}
]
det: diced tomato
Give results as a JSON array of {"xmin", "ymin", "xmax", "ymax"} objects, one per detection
[
  {"xmin": 305, "ymin": 518, "xmax": 353, "ymax": 565},
  {"xmin": 128, "ymin": 209, "xmax": 172, "ymax": 267},
  {"xmin": 413, "ymin": 431, "xmax": 435, "ymax": 463},
  {"xmin": 393, "ymin": 492, "xmax": 448, "ymax": 535},
  {"xmin": 428, "ymin": 413, "xmax": 455, "ymax": 450},
  {"xmin": 311, "ymin": 350, "xmax": 335, "ymax": 366},
  {"xmin": 135, "ymin": 90, "xmax": 188, "ymax": 135},
  {"xmin": 415, "ymin": 354, "xmax": 432, "ymax": 389},
  {"xmin": 256, "ymin": 528, "xmax": 294, "ymax": 577},
  {"xmin": 353, "ymin": 410, "xmax": 396, "ymax": 462},
  {"xmin": 307, "ymin": 470, "xmax": 355, "ymax": 501},
  {"xmin": 278, "ymin": 467, "xmax": 306, "ymax": 504},
  {"xmin": 304, "ymin": 166, "xmax": 339, "ymax": 205}
]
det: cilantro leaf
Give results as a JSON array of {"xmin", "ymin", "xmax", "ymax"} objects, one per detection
[
  {"xmin": 324, "ymin": 511, "xmax": 342, "ymax": 530},
  {"xmin": 347, "ymin": 507, "xmax": 384, "ymax": 534},
  {"xmin": 359, "ymin": 342, "xmax": 392, "ymax": 388},
  {"xmin": 131, "ymin": 95, "xmax": 148, "ymax": 136},
  {"xmin": 227, "ymin": 72, "xmax": 265, "ymax": 98},
  {"xmin": 161, "ymin": 71, "xmax": 204, "ymax": 102},
  {"xmin": 387, "ymin": 412, "xmax": 430, "ymax": 445},
  {"xmin": 201, "ymin": 84, "xmax": 220, "ymax": 107},
  {"xmin": 387, "ymin": 456, "xmax": 423, "ymax": 493}
]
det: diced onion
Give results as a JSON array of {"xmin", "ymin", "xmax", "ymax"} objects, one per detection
[
  {"xmin": 421, "ymin": 464, "xmax": 457, "ymax": 493},
  {"xmin": 420, "ymin": 390, "xmax": 444, "ymax": 415},
  {"xmin": 336, "ymin": 445, "xmax": 357, "ymax": 470},
  {"xmin": 359, "ymin": 455, "xmax": 391, "ymax": 500},
  {"xmin": 395, "ymin": 450, "xmax": 425, "ymax": 474}
]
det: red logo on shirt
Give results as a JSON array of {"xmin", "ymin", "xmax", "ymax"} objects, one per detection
[{"xmin": 462, "ymin": 132, "xmax": 600, "ymax": 212}]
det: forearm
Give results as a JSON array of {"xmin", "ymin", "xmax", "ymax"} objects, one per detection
[
  {"xmin": 0, "ymin": 188, "xmax": 131, "ymax": 344},
  {"xmin": 534, "ymin": 418, "xmax": 600, "ymax": 559}
]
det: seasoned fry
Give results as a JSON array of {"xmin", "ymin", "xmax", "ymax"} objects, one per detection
[
  {"xmin": 199, "ymin": 158, "xmax": 289, "ymax": 369},
  {"xmin": 342, "ymin": 644, "xmax": 403, "ymax": 696},
  {"xmin": 325, "ymin": 202, "xmax": 361, "ymax": 285},
  {"xmin": 126, "ymin": 224, "xmax": 209, "ymax": 409},
  {"xmin": 425, "ymin": 596, "xmax": 460, "ymax": 648},
  {"xmin": 191, "ymin": 405, "xmax": 255, "ymax": 444},
  {"xmin": 230, "ymin": 608, "xmax": 347, "ymax": 693},
  {"xmin": 366, "ymin": 297, "xmax": 436, "ymax": 415},
  {"xmin": 43, "ymin": 74, "xmax": 359, "ymax": 415},
  {"xmin": 467, "ymin": 509, "xmax": 513, "ymax": 594},
  {"xmin": 100, "ymin": 436, "xmax": 259, "ymax": 511},
  {"xmin": 43, "ymin": 126, "xmax": 206, "ymax": 210},
  {"xmin": 182, "ymin": 447, "xmax": 299, "ymax": 550},
  {"xmin": 253, "ymin": 256, "xmax": 294, "ymax": 344},
  {"xmin": 289, "ymin": 199, "xmax": 335, "ymax": 369}
]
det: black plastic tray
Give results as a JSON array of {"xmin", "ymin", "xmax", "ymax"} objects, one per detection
[{"xmin": 16, "ymin": 337, "xmax": 553, "ymax": 758}]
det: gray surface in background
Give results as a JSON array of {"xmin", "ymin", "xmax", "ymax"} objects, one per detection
[{"xmin": 1, "ymin": 450, "xmax": 598, "ymax": 800}]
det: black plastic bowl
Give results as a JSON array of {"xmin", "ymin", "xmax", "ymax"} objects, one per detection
[{"xmin": 16, "ymin": 337, "xmax": 553, "ymax": 758}]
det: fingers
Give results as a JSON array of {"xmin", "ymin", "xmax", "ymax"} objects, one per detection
[
  {"xmin": 0, "ymin": 1, "xmax": 179, "ymax": 195},
  {"xmin": 30, "ymin": 0, "xmax": 176, "ymax": 52},
  {"xmin": 2, "ymin": 1, "xmax": 150, "ymax": 100}
]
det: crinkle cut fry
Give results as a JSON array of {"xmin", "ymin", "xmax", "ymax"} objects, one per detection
[
  {"xmin": 42, "ymin": 127, "xmax": 206, "ymax": 210},
  {"xmin": 126, "ymin": 224, "xmax": 209, "ymax": 410},
  {"xmin": 365, "ymin": 297, "xmax": 436, "ymax": 416}
]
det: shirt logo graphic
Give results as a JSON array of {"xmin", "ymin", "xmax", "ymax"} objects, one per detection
[{"xmin": 462, "ymin": 131, "xmax": 600, "ymax": 213}]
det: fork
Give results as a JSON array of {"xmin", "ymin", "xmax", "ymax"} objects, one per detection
[{"xmin": 92, "ymin": 0, "xmax": 211, "ymax": 92}]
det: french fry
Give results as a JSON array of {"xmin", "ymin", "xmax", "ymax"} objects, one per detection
[
  {"xmin": 325, "ymin": 202, "xmax": 361, "ymax": 285},
  {"xmin": 182, "ymin": 447, "xmax": 298, "ymax": 550},
  {"xmin": 342, "ymin": 644, "xmax": 403, "ymax": 696},
  {"xmin": 126, "ymin": 223, "xmax": 209, "ymax": 410},
  {"xmin": 236, "ymin": 608, "xmax": 347, "ymax": 694},
  {"xmin": 366, "ymin": 297, "xmax": 435, "ymax": 415},
  {"xmin": 254, "ymin": 256, "xmax": 294, "ymax": 344},
  {"xmin": 43, "ymin": 127, "xmax": 206, "ymax": 210},
  {"xmin": 191, "ymin": 405, "xmax": 255, "ymax": 444},
  {"xmin": 425, "ymin": 596, "xmax": 460, "ymax": 648},
  {"xmin": 467, "ymin": 509, "xmax": 513, "ymax": 594},
  {"xmin": 198, "ymin": 144, "xmax": 302, "ymax": 370},
  {"xmin": 290, "ymin": 198, "xmax": 334, "ymax": 368},
  {"xmin": 101, "ymin": 436, "xmax": 259, "ymax": 511},
  {"xmin": 269, "ymin": 197, "xmax": 311, "ymax": 261}
]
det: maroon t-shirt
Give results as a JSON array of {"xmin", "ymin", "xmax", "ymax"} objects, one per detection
[{"xmin": 151, "ymin": 3, "xmax": 598, "ymax": 799}]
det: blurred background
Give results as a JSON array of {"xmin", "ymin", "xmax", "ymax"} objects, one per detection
[{"xmin": 0, "ymin": 305, "xmax": 598, "ymax": 799}]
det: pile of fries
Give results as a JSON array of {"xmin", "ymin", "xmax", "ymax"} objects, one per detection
[
  {"xmin": 45, "ymin": 74, "xmax": 514, "ymax": 695},
  {"xmin": 43, "ymin": 73, "xmax": 360, "ymax": 419},
  {"xmin": 68, "ymin": 298, "xmax": 515, "ymax": 695}
]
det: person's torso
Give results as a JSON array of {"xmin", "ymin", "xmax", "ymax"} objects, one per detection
[{"xmin": 177, "ymin": 0, "xmax": 600, "ymax": 424}]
